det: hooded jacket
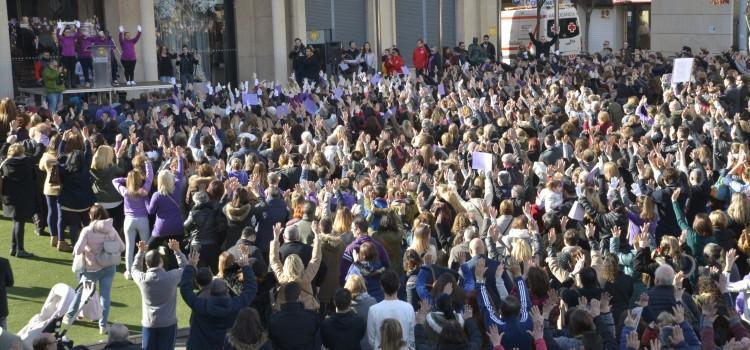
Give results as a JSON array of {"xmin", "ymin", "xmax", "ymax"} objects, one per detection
[
  {"xmin": 74, "ymin": 219, "xmax": 125, "ymax": 272},
  {"xmin": 318, "ymin": 233, "xmax": 346, "ymax": 302},
  {"xmin": 222, "ymin": 202, "xmax": 254, "ymax": 250},
  {"xmin": 321, "ymin": 310, "xmax": 366, "ymax": 350},
  {"xmin": 180, "ymin": 265, "xmax": 257, "ymax": 350},
  {"xmin": 184, "ymin": 202, "xmax": 218, "ymax": 245},
  {"xmin": 347, "ymin": 260, "xmax": 386, "ymax": 302}
]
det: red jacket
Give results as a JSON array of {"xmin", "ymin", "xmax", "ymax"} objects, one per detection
[
  {"xmin": 413, "ymin": 46, "xmax": 429, "ymax": 70},
  {"xmin": 388, "ymin": 55, "xmax": 404, "ymax": 75}
]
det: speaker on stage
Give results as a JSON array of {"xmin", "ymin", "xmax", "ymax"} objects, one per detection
[{"xmin": 326, "ymin": 42, "xmax": 342, "ymax": 65}]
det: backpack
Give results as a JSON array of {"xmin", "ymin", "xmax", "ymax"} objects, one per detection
[{"xmin": 95, "ymin": 232, "xmax": 123, "ymax": 268}]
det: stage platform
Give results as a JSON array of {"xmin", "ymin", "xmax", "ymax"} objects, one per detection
[{"xmin": 18, "ymin": 81, "xmax": 172, "ymax": 104}]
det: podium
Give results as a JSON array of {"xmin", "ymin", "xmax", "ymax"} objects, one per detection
[{"xmin": 91, "ymin": 45, "xmax": 112, "ymax": 88}]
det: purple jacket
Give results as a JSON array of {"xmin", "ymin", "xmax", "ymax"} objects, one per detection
[
  {"xmin": 147, "ymin": 159, "xmax": 186, "ymax": 237},
  {"xmin": 119, "ymin": 31, "xmax": 141, "ymax": 61},
  {"xmin": 113, "ymin": 160, "xmax": 154, "ymax": 218},
  {"xmin": 340, "ymin": 235, "xmax": 390, "ymax": 285},
  {"xmin": 77, "ymin": 34, "xmax": 97, "ymax": 58},
  {"xmin": 57, "ymin": 32, "xmax": 78, "ymax": 57}
]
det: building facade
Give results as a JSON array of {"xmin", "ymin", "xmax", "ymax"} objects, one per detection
[{"xmin": 2, "ymin": 0, "xmax": 749, "ymax": 99}]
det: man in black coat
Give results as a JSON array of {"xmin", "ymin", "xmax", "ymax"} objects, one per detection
[
  {"xmin": 269, "ymin": 282, "xmax": 320, "ymax": 349},
  {"xmin": 0, "ymin": 257, "xmax": 13, "ymax": 329},
  {"xmin": 298, "ymin": 46, "xmax": 321, "ymax": 87},
  {"xmin": 528, "ymin": 30, "xmax": 558, "ymax": 59},
  {"xmin": 538, "ymin": 135, "xmax": 563, "ymax": 166},
  {"xmin": 480, "ymin": 34, "xmax": 496, "ymax": 62},
  {"xmin": 321, "ymin": 288, "xmax": 366, "ymax": 350},
  {"xmin": 176, "ymin": 45, "xmax": 199, "ymax": 91},
  {"xmin": 279, "ymin": 225, "xmax": 313, "ymax": 267}
]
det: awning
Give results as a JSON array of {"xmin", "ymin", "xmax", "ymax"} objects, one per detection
[{"xmin": 612, "ymin": 0, "xmax": 651, "ymax": 4}]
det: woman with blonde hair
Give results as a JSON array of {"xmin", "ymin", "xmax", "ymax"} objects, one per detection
[
  {"xmin": 408, "ymin": 223, "xmax": 437, "ymax": 261},
  {"xmin": 345, "ymin": 274, "xmax": 377, "ymax": 349},
  {"xmin": 147, "ymin": 147, "xmax": 186, "ymax": 266},
  {"xmin": 39, "ymin": 134, "xmax": 70, "ymax": 251},
  {"xmin": 333, "ymin": 207, "xmax": 355, "ymax": 245},
  {"xmin": 90, "ymin": 144, "xmax": 126, "ymax": 235},
  {"xmin": 728, "ymin": 193, "xmax": 750, "ymax": 233},
  {"xmin": 113, "ymin": 154, "xmax": 153, "ymax": 280},
  {"xmin": 269, "ymin": 223, "xmax": 322, "ymax": 310}
]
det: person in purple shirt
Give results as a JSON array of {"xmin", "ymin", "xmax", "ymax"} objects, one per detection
[
  {"xmin": 55, "ymin": 21, "xmax": 79, "ymax": 88},
  {"xmin": 77, "ymin": 26, "xmax": 98, "ymax": 87},
  {"xmin": 147, "ymin": 148, "xmax": 187, "ymax": 269},
  {"xmin": 340, "ymin": 216, "xmax": 390, "ymax": 285},
  {"xmin": 113, "ymin": 157, "xmax": 153, "ymax": 280},
  {"xmin": 118, "ymin": 25, "xmax": 142, "ymax": 86}
]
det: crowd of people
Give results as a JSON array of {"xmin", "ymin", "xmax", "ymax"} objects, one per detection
[{"xmin": 2, "ymin": 29, "xmax": 750, "ymax": 350}]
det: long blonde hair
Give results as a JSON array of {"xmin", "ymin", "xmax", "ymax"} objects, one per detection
[
  {"xmin": 511, "ymin": 239, "xmax": 532, "ymax": 263},
  {"xmin": 126, "ymin": 170, "xmax": 146, "ymax": 197},
  {"xmin": 91, "ymin": 145, "xmax": 115, "ymax": 171},
  {"xmin": 333, "ymin": 208, "xmax": 353, "ymax": 235},
  {"xmin": 409, "ymin": 224, "xmax": 431, "ymax": 257},
  {"xmin": 277, "ymin": 254, "xmax": 304, "ymax": 283},
  {"xmin": 157, "ymin": 170, "xmax": 175, "ymax": 195},
  {"xmin": 728, "ymin": 193, "xmax": 750, "ymax": 226}
]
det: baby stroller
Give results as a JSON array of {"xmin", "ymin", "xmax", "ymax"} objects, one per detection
[{"xmin": 17, "ymin": 282, "xmax": 102, "ymax": 347}]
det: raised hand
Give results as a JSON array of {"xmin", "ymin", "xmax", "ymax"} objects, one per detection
[
  {"xmin": 167, "ymin": 239, "xmax": 180, "ymax": 252},
  {"xmin": 474, "ymin": 258, "xmax": 487, "ymax": 281},
  {"xmin": 486, "ymin": 324, "xmax": 504, "ymax": 347},
  {"xmin": 137, "ymin": 240, "xmax": 148, "ymax": 254},
  {"xmin": 188, "ymin": 249, "xmax": 200, "ymax": 267}
]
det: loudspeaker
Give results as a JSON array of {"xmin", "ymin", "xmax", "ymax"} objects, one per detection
[{"xmin": 325, "ymin": 42, "xmax": 342, "ymax": 65}]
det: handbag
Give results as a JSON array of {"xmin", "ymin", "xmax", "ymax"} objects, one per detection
[{"xmin": 72, "ymin": 254, "xmax": 85, "ymax": 274}]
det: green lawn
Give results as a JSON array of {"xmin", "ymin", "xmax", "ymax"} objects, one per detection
[{"xmin": 2, "ymin": 219, "xmax": 192, "ymax": 346}]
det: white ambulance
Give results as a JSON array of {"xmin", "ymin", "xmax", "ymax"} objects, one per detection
[{"xmin": 500, "ymin": 5, "xmax": 582, "ymax": 59}]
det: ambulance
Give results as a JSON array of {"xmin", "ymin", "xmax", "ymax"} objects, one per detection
[{"xmin": 500, "ymin": 5, "xmax": 582, "ymax": 59}]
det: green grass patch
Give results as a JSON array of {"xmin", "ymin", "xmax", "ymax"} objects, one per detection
[{"xmin": 2, "ymin": 219, "xmax": 191, "ymax": 346}]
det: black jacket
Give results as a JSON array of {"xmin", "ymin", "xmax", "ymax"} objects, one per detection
[
  {"xmin": 321, "ymin": 310, "xmax": 366, "ymax": 350},
  {"xmin": 1, "ymin": 155, "xmax": 40, "ymax": 220},
  {"xmin": 279, "ymin": 241, "xmax": 313, "ymax": 267},
  {"xmin": 221, "ymin": 203, "xmax": 255, "ymax": 251},
  {"xmin": 157, "ymin": 53, "xmax": 176, "ymax": 77},
  {"xmin": 268, "ymin": 302, "xmax": 320, "ymax": 350},
  {"xmin": 176, "ymin": 53, "xmax": 199, "ymax": 76},
  {"xmin": 184, "ymin": 202, "xmax": 218, "ymax": 245},
  {"xmin": 103, "ymin": 341, "xmax": 140, "ymax": 350},
  {"xmin": 0, "ymin": 258, "xmax": 13, "ymax": 317},
  {"xmin": 299, "ymin": 56, "xmax": 321, "ymax": 83},
  {"xmin": 528, "ymin": 32, "xmax": 558, "ymax": 58}
]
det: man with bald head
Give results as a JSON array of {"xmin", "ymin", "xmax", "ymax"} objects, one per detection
[{"xmin": 460, "ymin": 238, "xmax": 504, "ymax": 306}]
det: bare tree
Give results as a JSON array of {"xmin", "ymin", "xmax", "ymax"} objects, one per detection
[{"xmin": 572, "ymin": 0, "xmax": 595, "ymax": 53}]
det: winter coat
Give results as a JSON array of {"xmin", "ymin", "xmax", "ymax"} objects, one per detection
[
  {"xmin": 58, "ymin": 144, "xmax": 96, "ymax": 211},
  {"xmin": 1, "ymin": 155, "xmax": 39, "ymax": 220},
  {"xmin": 184, "ymin": 202, "xmax": 218, "ymax": 245},
  {"xmin": 90, "ymin": 162, "xmax": 126, "ymax": 204},
  {"xmin": 255, "ymin": 197, "xmax": 290, "ymax": 254},
  {"xmin": 39, "ymin": 152, "xmax": 61, "ymax": 196},
  {"xmin": 318, "ymin": 233, "xmax": 346, "ymax": 303},
  {"xmin": 74, "ymin": 219, "xmax": 125, "ymax": 272},
  {"xmin": 372, "ymin": 228, "xmax": 404, "ymax": 276},
  {"xmin": 221, "ymin": 202, "xmax": 254, "ymax": 250},
  {"xmin": 269, "ymin": 236, "xmax": 322, "ymax": 310},
  {"xmin": 268, "ymin": 301, "xmax": 320, "ymax": 350},
  {"xmin": 346, "ymin": 260, "xmax": 386, "ymax": 302},
  {"xmin": 340, "ymin": 235, "xmax": 390, "ymax": 285},
  {"xmin": 413, "ymin": 46, "xmax": 430, "ymax": 70},
  {"xmin": 321, "ymin": 311, "xmax": 366, "ymax": 350},
  {"xmin": 181, "ymin": 265, "xmax": 257, "ymax": 350},
  {"xmin": 223, "ymin": 333, "xmax": 270, "ymax": 350}
]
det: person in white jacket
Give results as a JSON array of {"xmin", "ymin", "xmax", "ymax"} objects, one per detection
[{"xmin": 64, "ymin": 204, "xmax": 125, "ymax": 334}]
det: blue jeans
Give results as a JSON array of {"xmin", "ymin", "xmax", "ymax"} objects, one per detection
[
  {"xmin": 66, "ymin": 265, "xmax": 116, "ymax": 327},
  {"xmin": 142, "ymin": 324, "xmax": 176, "ymax": 350},
  {"xmin": 46, "ymin": 92, "xmax": 62, "ymax": 112},
  {"xmin": 46, "ymin": 196, "xmax": 62, "ymax": 240}
]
